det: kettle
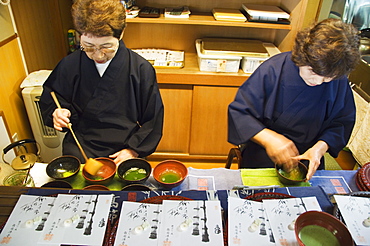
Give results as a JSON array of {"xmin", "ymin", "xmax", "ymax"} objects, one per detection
[{"xmin": 2, "ymin": 139, "xmax": 41, "ymax": 170}]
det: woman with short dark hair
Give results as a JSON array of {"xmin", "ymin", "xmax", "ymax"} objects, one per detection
[
  {"xmin": 40, "ymin": 0, "xmax": 164, "ymax": 165},
  {"xmin": 228, "ymin": 18, "xmax": 361, "ymax": 180}
]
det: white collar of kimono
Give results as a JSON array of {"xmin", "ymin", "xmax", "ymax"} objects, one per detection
[{"xmin": 95, "ymin": 59, "xmax": 112, "ymax": 77}]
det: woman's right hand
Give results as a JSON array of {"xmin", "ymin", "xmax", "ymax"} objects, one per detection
[
  {"xmin": 52, "ymin": 108, "xmax": 71, "ymax": 131},
  {"xmin": 252, "ymin": 128, "xmax": 299, "ymax": 171}
]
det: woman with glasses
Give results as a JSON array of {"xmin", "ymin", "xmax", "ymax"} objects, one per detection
[
  {"xmin": 228, "ymin": 18, "xmax": 361, "ymax": 180},
  {"xmin": 40, "ymin": 0, "xmax": 164, "ymax": 165}
]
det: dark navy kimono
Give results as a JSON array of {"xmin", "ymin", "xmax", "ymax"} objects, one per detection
[
  {"xmin": 228, "ymin": 52, "xmax": 356, "ymax": 169},
  {"xmin": 40, "ymin": 41, "xmax": 164, "ymax": 162}
]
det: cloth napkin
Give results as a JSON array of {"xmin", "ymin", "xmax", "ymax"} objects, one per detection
[
  {"xmin": 241, "ymin": 168, "xmax": 310, "ymax": 187},
  {"xmin": 174, "ymin": 167, "xmax": 243, "ymax": 191}
]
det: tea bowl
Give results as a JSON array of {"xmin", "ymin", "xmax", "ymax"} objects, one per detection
[
  {"xmin": 153, "ymin": 160, "xmax": 188, "ymax": 190},
  {"xmin": 82, "ymin": 157, "xmax": 116, "ymax": 185},
  {"xmin": 276, "ymin": 161, "xmax": 308, "ymax": 185},
  {"xmin": 46, "ymin": 155, "xmax": 80, "ymax": 180},
  {"xmin": 117, "ymin": 158, "xmax": 152, "ymax": 185},
  {"xmin": 295, "ymin": 210, "xmax": 353, "ymax": 246}
]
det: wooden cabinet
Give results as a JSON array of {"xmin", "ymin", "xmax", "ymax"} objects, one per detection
[
  {"xmin": 156, "ymin": 84, "xmax": 193, "ymax": 154},
  {"xmin": 10, "ymin": 0, "xmax": 320, "ymax": 163},
  {"xmin": 11, "ymin": 0, "xmax": 73, "ymax": 73},
  {"xmin": 125, "ymin": 0, "xmax": 320, "ymax": 162},
  {"xmin": 189, "ymin": 86, "xmax": 238, "ymax": 155}
]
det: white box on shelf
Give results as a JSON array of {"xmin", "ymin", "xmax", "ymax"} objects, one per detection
[
  {"xmin": 196, "ymin": 39, "xmax": 242, "ymax": 73},
  {"xmin": 241, "ymin": 43, "xmax": 280, "ymax": 74}
]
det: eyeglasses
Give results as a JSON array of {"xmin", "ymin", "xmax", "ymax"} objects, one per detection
[{"xmin": 80, "ymin": 45, "xmax": 117, "ymax": 54}]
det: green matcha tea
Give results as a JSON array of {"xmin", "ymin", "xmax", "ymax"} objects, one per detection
[
  {"xmin": 59, "ymin": 170, "xmax": 75, "ymax": 178},
  {"xmin": 299, "ymin": 225, "xmax": 340, "ymax": 246},
  {"xmin": 279, "ymin": 167, "xmax": 304, "ymax": 180},
  {"xmin": 159, "ymin": 170, "xmax": 181, "ymax": 183},
  {"xmin": 123, "ymin": 168, "xmax": 147, "ymax": 181}
]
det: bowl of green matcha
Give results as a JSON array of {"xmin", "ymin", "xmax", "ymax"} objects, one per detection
[
  {"xmin": 46, "ymin": 155, "xmax": 81, "ymax": 180},
  {"xmin": 276, "ymin": 161, "xmax": 308, "ymax": 185},
  {"xmin": 117, "ymin": 158, "xmax": 152, "ymax": 185}
]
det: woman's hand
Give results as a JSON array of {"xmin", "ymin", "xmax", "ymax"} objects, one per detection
[
  {"xmin": 294, "ymin": 140, "xmax": 329, "ymax": 180},
  {"xmin": 52, "ymin": 108, "xmax": 71, "ymax": 131},
  {"xmin": 109, "ymin": 149, "xmax": 139, "ymax": 165},
  {"xmin": 252, "ymin": 128, "xmax": 299, "ymax": 171}
]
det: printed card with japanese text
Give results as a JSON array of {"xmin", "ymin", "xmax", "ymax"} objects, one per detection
[
  {"xmin": 228, "ymin": 196, "xmax": 274, "ymax": 246},
  {"xmin": 114, "ymin": 201, "xmax": 163, "ymax": 246},
  {"xmin": 334, "ymin": 195, "xmax": 370, "ymax": 245},
  {"xmin": 37, "ymin": 194, "xmax": 113, "ymax": 246},
  {"xmin": 0, "ymin": 195, "xmax": 56, "ymax": 246},
  {"xmin": 158, "ymin": 200, "xmax": 224, "ymax": 246},
  {"xmin": 263, "ymin": 197, "xmax": 321, "ymax": 246}
]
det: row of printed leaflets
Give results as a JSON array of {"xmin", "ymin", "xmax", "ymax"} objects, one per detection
[
  {"xmin": 1, "ymin": 193, "xmax": 370, "ymax": 245},
  {"xmin": 0, "ymin": 193, "xmax": 349, "ymax": 246}
]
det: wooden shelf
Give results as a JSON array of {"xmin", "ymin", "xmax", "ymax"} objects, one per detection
[
  {"xmin": 155, "ymin": 53, "xmax": 249, "ymax": 87},
  {"xmin": 147, "ymin": 152, "xmax": 229, "ymax": 163},
  {"xmin": 127, "ymin": 12, "xmax": 292, "ymax": 30}
]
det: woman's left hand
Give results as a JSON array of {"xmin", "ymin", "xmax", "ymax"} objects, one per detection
[
  {"xmin": 109, "ymin": 149, "xmax": 139, "ymax": 165},
  {"xmin": 294, "ymin": 140, "xmax": 329, "ymax": 180}
]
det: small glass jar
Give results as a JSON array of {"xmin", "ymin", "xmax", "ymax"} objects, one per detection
[{"xmin": 3, "ymin": 171, "xmax": 35, "ymax": 187}]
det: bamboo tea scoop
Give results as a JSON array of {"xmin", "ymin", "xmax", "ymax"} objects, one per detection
[{"xmin": 50, "ymin": 92, "xmax": 103, "ymax": 175}]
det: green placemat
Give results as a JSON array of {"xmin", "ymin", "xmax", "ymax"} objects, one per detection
[
  {"xmin": 240, "ymin": 168, "xmax": 311, "ymax": 187},
  {"xmin": 63, "ymin": 171, "xmax": 126, "ymax": 190}
]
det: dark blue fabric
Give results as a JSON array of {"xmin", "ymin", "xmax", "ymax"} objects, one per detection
[
  {"xmin": 313, "ymin": 169, "xmax": 358, "ymax": 192},
  {"xmin": 228, "ymin": 52, "xmax": 356, "ymax": 168},
  {"xmin": 39, "ymin": 40, "xmax": 164, "ymax": 161}
]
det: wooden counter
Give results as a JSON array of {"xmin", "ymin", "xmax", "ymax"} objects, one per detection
[{"xmin": 0, "ymin": 186, "xmax": 29, "ymax": 225}]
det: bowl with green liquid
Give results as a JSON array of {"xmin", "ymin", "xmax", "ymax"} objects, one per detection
[
  {"xmin": 46, "ymin": 155, "xmax": 81, "ymax": 180},
  {"xmin": 295, "ymin": 211, "xmax": 353, "ymax": 246},
  {"xmin": 276, "ymin": 161, "xmax": 308, "ymax": 185},
  {"xmin": 117, "ymin": 158, "xmax": 152, "ymax": 185},
  {"xmin": 153, "ymin": 160, "xmax": 188, "ymax": 189}
]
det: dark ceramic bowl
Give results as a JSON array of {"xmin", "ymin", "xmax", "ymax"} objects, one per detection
[
  {"xmin": 121, "ymin": 184, "xmax": 153, "ymax": 191},
  {"xmin": 82, "ymin": 157, "xmax": 116, "ymax": 185},
  {"xmin": 117, "ymin": 158, "xmax": 152, "ymax": 185},
  {"xmin": 41, "ymin": 180, "xmax": 72, "ymax": 189},
  {"xmin": 46, "ymin": 155, "xmax": 81, "ymax": 180},
  {"xmin": 153, "ymin": 160, "xmax": 188, "ymax": 190},
  {"xmin": 295, "ymin": 211, "xmax": 353, "ymax": 246},
  {"xmin": 276, "ymin": 161, "xmax": 308, "ymax": 185}
]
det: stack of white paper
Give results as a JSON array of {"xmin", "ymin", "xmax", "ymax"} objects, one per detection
[
  {"xmin": 228, "ymin": 196, "xmax": 321, "ymax": 246},
  {"xmin": 241, "ymin": 4, "xmax": 290, "ymax": 22},
  {"xmin": 115, "ymin": 200, "xmax": 224, "ymax": 246},
  {"xmin": 0, "ymin": 194, "xmax": 113, "ymax": 246},
  {"xmin": 334, "ymin": 195, "xmax": 370, "ymax": 245}
]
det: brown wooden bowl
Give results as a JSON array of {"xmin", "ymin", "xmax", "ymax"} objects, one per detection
[
  {"xmin": 83, "ymin": 184, "xmax": 110, "ymax": 191},
  {"xmin": 153, "ymin": 160, "xmax": 188, "ymax": 190},
  {"xmin": 82, "ymin": 157, "xmax": 116, "ymax": 185},
  {"xmin": 295, "ymin": 211, "xmax": 353, "ymax": 246}
]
